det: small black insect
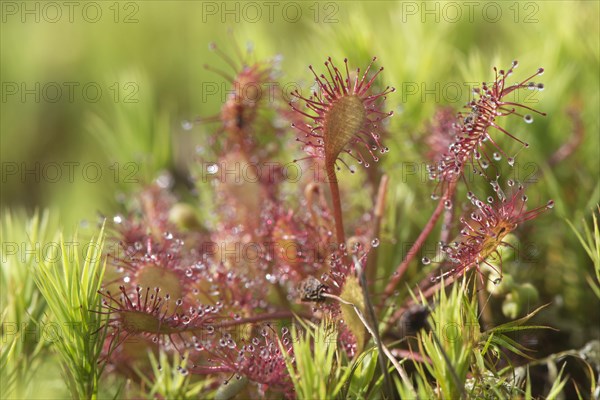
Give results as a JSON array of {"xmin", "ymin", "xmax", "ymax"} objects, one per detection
[
  {"xmin": 298, "ymin": 276, "xmax": 328, "ymax": 302},
  {"xmin": 398, "ymin": 304, "xmax": 431, "ymax": 338}
]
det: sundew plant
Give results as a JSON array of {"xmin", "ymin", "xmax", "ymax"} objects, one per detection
[{"xmin": 1, "ymin": 2, "xmax": 599, "ymax": 399}]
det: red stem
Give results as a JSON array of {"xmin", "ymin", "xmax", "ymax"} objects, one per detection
[
  {"xmin": 381, "ymin": 181, "xmax": 457, "ymax": 301},
  {"xmin": 327, "ymin": 165, "xmax": 346, "ymax": 245}
]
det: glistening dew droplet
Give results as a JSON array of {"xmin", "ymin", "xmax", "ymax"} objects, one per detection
[{"xmin": 207, "ymin": 163, "xmax": 219, "ymax": 174}]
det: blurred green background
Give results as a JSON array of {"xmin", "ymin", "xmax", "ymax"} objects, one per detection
[
  {"xmin": 2, "ymin": 1, "xmax": 598, "ymax": 224},
  {"xmin": 1, "ymin": 0, "xmax": 599, "ymax": 396}
]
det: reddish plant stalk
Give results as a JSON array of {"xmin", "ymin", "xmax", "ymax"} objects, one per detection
[
  {"xmin": 382, "ymin": 180, "xmax": 457, "ymax": 301},
  {"xmin": 327, "ymin": 165, "xmax": 346, "ymax": 245}
]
